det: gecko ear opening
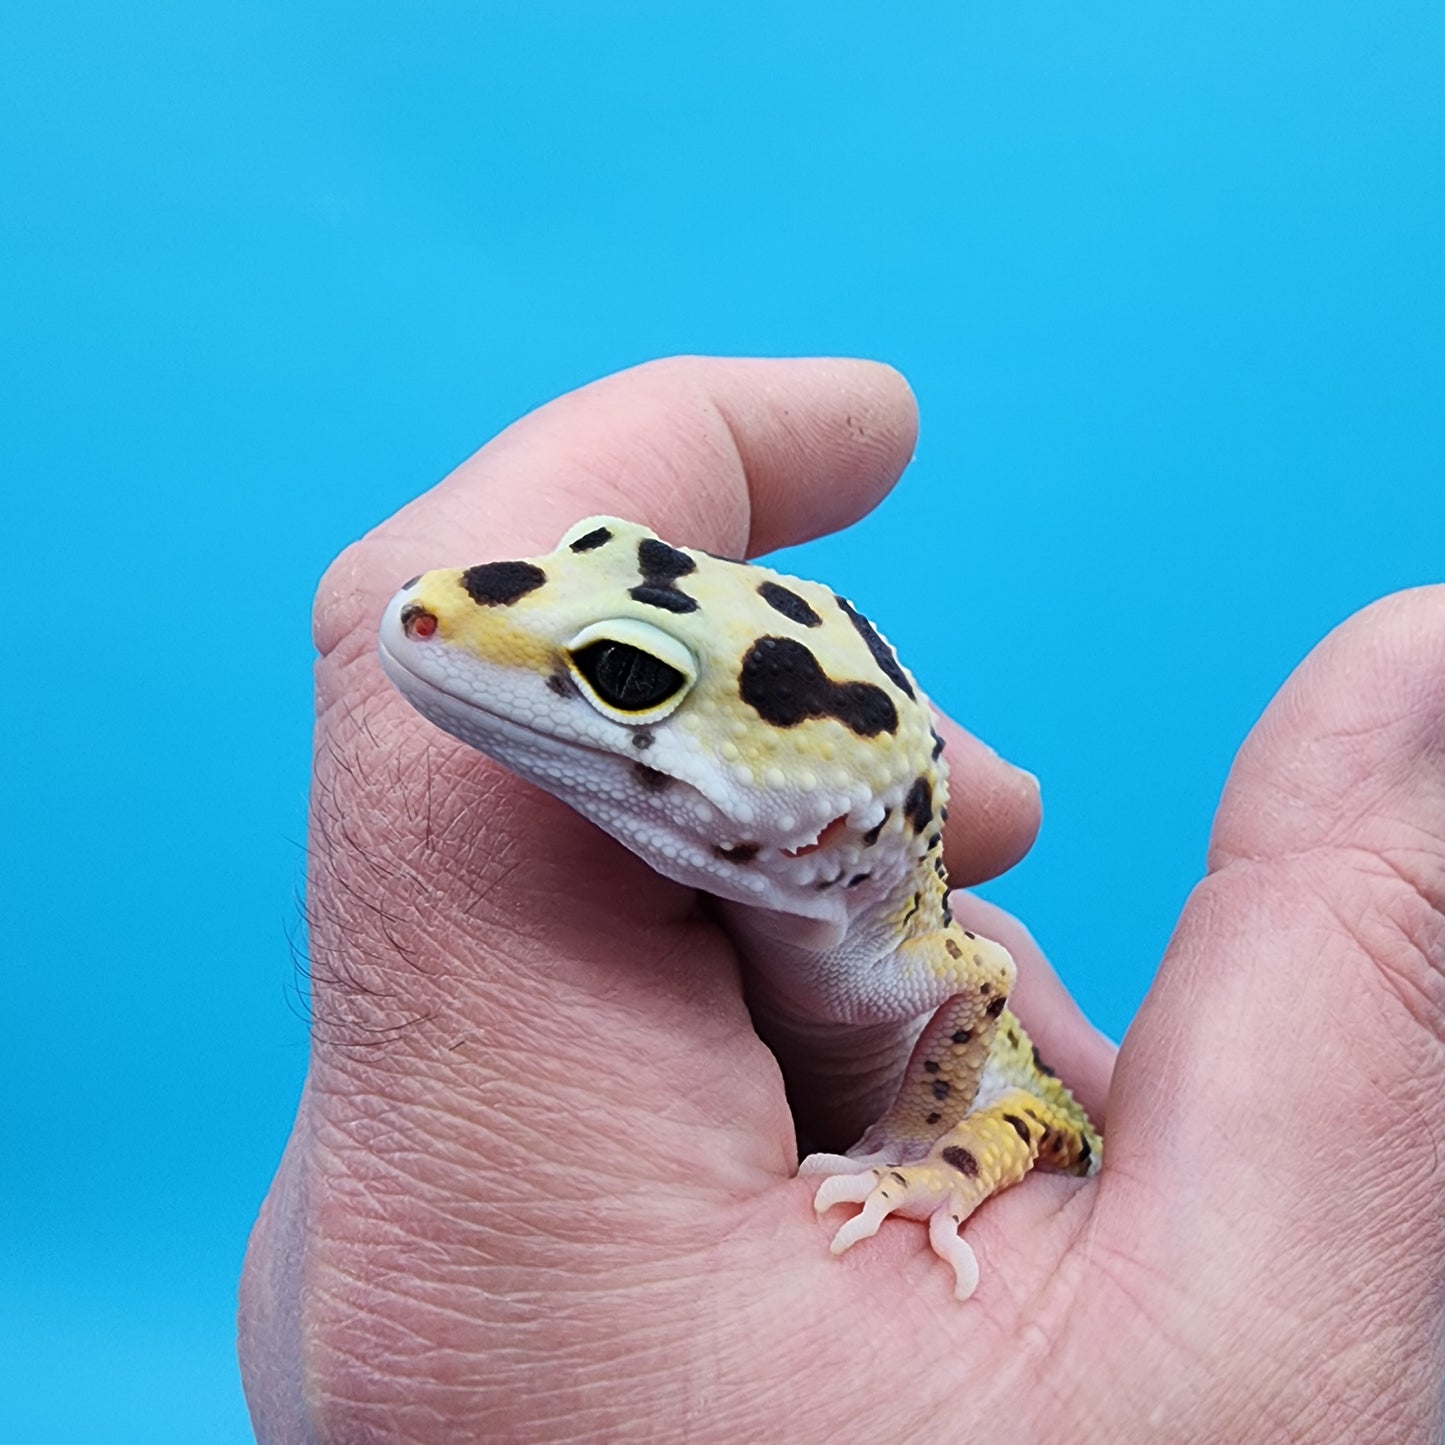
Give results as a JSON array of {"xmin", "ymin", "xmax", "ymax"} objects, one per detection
[{"xmin": 565, "ymin": 618, "xmax": 696, "ymax": 723}]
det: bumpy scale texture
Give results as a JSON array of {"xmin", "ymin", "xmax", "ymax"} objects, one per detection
[{"xmin": 378, "ymin": 516, "xmax": 1101, "ymax": 1299}]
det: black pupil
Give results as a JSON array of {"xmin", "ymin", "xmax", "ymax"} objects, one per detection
[{"xmin": 571, "ymin": 640, "xmax": 684, "ymax": 712}]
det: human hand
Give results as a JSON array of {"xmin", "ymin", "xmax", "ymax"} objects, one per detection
[{"xmin": 240, "ymin": 358, "xmax": 1445, "ymax": 1443}]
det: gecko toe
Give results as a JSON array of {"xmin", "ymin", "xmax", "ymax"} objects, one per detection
[{"xmin": 813, "ymin": 1170, "xmax": 880, "ymax": 1213}]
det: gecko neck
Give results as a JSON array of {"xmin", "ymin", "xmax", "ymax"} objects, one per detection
[{"xmin": 714, "ymin": 890, "xmax": 950, "ymax": 1152}]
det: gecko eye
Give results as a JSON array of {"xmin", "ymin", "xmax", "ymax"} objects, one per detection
[
  {"xmin": 571, "ymin": 641, "xmax": 684, "ymax": 711},
  {"xmin": 564, "ymin": 618, "xmax": 697, "ymax": 724}
]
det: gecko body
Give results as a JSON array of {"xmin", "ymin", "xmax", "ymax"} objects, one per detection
[{"xmin": 378, "ymin": 516, "xmax": 1100, "ymax": 1298}]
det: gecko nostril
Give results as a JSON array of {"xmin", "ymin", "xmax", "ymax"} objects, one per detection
[{"xmin": 401, "ymin": 602, "xmax": 438, "ymax": 640}]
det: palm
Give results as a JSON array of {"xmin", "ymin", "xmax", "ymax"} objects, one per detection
[{"xmin": 242, "ymin": 358, "xmax": 1445, "ymax": 1444}]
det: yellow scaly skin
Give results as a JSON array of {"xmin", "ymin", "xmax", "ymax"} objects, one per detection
[{"xmin": 378, "ymin": 516, "xmax": 1100, "ymax": 1299}]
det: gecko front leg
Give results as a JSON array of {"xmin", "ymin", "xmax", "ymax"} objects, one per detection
[{"xmin": 802, "ymin": 927, "xmax": 1100, "ymax": 1299}]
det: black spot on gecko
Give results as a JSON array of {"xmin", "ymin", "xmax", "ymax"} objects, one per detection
[
  {"xmin": 834, "ymin": 596, "xmax": 915, "ymax": 699},
  {"xmin": 941, "ymin": 1145, "xmax": 979, "ymax": 1178},
  {"xmin": 931, "ymin": 728, "xmax": 946, "ymax": 760},
  {"xmin": 638, "ymin": 538, "xmax": 696, "ymax": 580},
  {"xmin": 1031, "ymin": 1045, "xmax": 1057, "ymax": 1078},
  {"xmin": 846, "ymin": 873, "xmax": 871, "ymax": 888},
  {"xmin": 630, "ymin": 538, "xmax": 700, "ymax": 614},
  {"xmin": 889, "ymin": 1171, "xmax": 908, "ymax": 1186},
  {"xmin": 944, "ymin": 938, "xmax": 962, "ymax": 959},
  {"xmin": 931, "ymin": 1079, "xmax": 951, "ymax": 1101},
  {"xmin": 758, "ymin": 581, "xmax": 822, "ymax": 627},
  {"xmin": 926, "ymin": 1111, "xmax": 941, "ymax": 1125},
  {"xmin": 547, "ymin": 670, "xmax": 580, "ymax": 699},
  {"xmin": 923, "ymin": 1060, "xmax": 940, "ymax": 1073},
  {"xmin": 951, "ymin": 1029, "xmax": 972, "ymax": 1044},
  {"xmin": 1004, "ymin": 1113, "xmax": 1032, "ymax": 1145},
  {"xmin": 862, "ymin": 810, "xmax": 889, "ymax": 847},
  {"xmin": 1077, "ymin": 1137, "xmax": 1093, "ymax": 1169},
  {"xmin": 963, "ymin": 931, "xmax": 976, "ymax": 940},
  {"xmin": 569, "ymin": 525, "xmax": 613, "ymax": 552},
  {"xmin": 903, "ymin": 776, "xmax": 933, "ymax": 834},
  {"xmin": 631, "ymin": 729, "xmax": 653, "ymax": 750},
  {"xmin": 634, "ymin": 764, "xmax": 671, "ymax": 791},
  {"xmin": 715, "ymin": 843, "xmax": 760, "ymax": 862},
  {"xmin": 629, "ymin": 586, "xmax": 698, "ymax": 614},
  {"xmin": 985, "ymin": 997, "xmax": 1006, "ymax": 1018},
  {"xmin": 738, "ymin": 637, "xmax": 899, "ymax": 737},
  {"xmin": 401, "ymin": 574, "xmax": 421, "ymax": 590},
  {"xmin": 926, "ymin": 832, "xmax": 941, "ymax": 850},
  {"xmin": 461, "ymin": 560, "xmax": 547, "ymax": 606}
]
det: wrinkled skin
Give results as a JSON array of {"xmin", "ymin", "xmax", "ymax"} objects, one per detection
[{"xmin": 240, "ymin": 358, "xmax": 1445, "ymax": 1443}]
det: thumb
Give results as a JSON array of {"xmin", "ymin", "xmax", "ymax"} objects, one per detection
[{"xmin": 1096, "ymin": 587, "xmax": 1445, "ymax": 1424}]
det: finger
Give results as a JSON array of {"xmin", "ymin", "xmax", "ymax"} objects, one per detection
[
  {"xmin": 936, "ymin": 712, "xmax": 1042, "ymax": 889},
  {"xmin": 314, "ymin": 355, "xmax": 918, "ymax": 664},
  {"xmin": 1100, "ymin": 588, "xmax": 1445, "ymax": 1371},
  {"xmin": 947, "ymin": 892, "xmax": 1116, "ymax": 1125}
]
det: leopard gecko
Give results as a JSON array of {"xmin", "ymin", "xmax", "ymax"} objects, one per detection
[{"xmin": 377, "ymin": 516, "xmax": 1101, "ymax": 1299}]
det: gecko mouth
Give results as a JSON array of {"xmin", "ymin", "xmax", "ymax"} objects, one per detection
[{"xmin": 379, "ymin": 620, "xmax": 880, "ymax": 923}]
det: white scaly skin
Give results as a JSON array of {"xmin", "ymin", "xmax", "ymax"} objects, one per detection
[{"xmin": 379, "ymin": 515, "xmax": 1100, "ymax": 1298}]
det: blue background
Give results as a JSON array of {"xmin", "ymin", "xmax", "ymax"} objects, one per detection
[{"xmin": 4, "ymin": 3, "xmax": 1442, "ymax": 1438}]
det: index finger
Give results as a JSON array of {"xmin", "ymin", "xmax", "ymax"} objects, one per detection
[
  {"xmin": 315, "ymin": 356, "xmax": 917, "ymax": 661},
  {"xmin": 315, "ymin": 356, "xmax": 1040, "ymax": 882}
]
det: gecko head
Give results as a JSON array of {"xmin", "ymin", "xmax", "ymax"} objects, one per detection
[{"xmin": 379, "ymin": 516, "xmax": 936, "ymax": 919}]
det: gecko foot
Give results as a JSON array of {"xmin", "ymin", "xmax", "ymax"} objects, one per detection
[
  {"xmin": 810, "ymin": 1159, "xmax": 981, "ymax": 1300},
  {"xmin": 804, "ymin": 1087, "xmax": 1096, "ymax": 1299}
]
